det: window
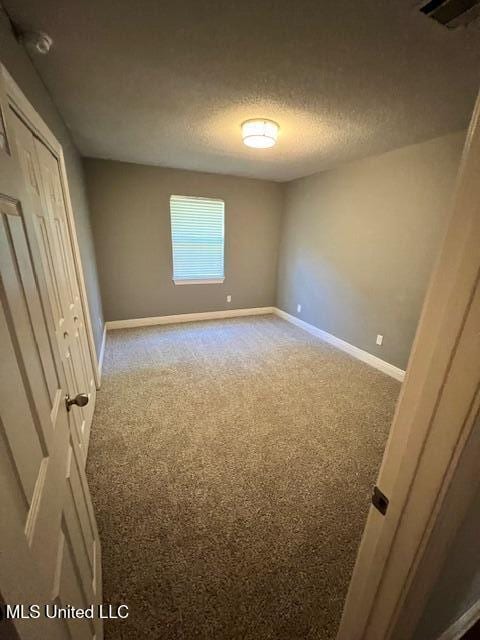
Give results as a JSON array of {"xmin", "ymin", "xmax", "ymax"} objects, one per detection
[{"xmin": 170, "ymin": 195, "xmax": 225, "ymax": 284}]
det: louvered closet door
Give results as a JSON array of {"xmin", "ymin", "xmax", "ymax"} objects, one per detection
[
  {"xmin": 11, "ymin": 111, "xmax": 95, "ymax": 460},
  {"xmin": 0, "ymin": 86, "xmax": 102, "ymax": 640}
]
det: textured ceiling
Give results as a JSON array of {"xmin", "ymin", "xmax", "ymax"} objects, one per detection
[{"xmin": 4, "ymin": 0, "xmax": 480, "ymax": 181}]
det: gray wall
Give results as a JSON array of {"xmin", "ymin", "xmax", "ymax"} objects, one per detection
[
  {"xmin": 276, "ymin": 131, "xmax": 465, "ymax": 370},
  {"xmin": 0, "ymin": 10, "xmax": 104, "ymax": 354},
  {"xmin": 84, "ymin": 159, "xmax": 283, "ymax": 321},
  {"xmin": 412, "ymin": 436, "xmax": 480, "ymax": 639}
]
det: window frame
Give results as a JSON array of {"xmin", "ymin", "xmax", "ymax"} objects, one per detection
[{"xmin": 169, "ymin": 194, "xmax": 226, "ymax": 286}]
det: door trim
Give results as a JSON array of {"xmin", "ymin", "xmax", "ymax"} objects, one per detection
[
  {"xmin": 98, "ymin": 323, "xmax": 107, "ymax": 380},
  {"xmin": 337, "ymin": 89, "xmax": 480, "ymax": 639},
  {"xmin": 437, "ymin": 599, "xmax": 480, "ymax": 640},
  {"xmin": 0, "ymin": 63, "xmax": 101, "ymax": 389}
]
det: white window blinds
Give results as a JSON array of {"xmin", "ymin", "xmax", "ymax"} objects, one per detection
[{"xmin": 170, "ymin": 195, "xmax": 225, "ymax": 283}]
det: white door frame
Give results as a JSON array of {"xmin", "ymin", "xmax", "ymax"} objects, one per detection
[
  {"xmin": 337, "ymin": 90, "xmax": 480, "ymax": 639},
  {"xmin": 0, "ymin": 62, "xmax": 101, "ymax": 389}
]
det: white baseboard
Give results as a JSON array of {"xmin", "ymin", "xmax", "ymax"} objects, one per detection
[
  {"xmin": 273, "ymin": 307, "xmax": 405, "ymax": 382},
  {"xmin": 97, "ymin": 324, "xmax": 107, "ymax": 385},
  {"xmin": 105, "ymin": 307, "xmax": 275, "ymax": 331},
  {"xmin": 104, "ymin": 306, "xmax": 405, "ymax": 382},
  {"xmin": 437, "ymin": 598, "xmax": 480, "ymax": 640}
]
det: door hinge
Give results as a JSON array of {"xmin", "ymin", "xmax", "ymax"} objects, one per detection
[{"xmin": 372, "ymin": 485, "xmax": 389, "ymax": 515}]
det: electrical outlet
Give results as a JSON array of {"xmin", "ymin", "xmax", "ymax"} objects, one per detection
[
  {"xmin": 376, "ymin": 334, "xmax": 383, "ymax": 346},
  {"xmin": 226, "ymin": 295, "xmax": 232, "ymax": 303},
  {"xmin": 297, "ymin": 304, "xmax": 302, "ymax": 313}
]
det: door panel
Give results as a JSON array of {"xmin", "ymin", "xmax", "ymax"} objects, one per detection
[
  {"xmin": 10, "ymin": 111, "xmax": 95, "ymax": 459},
  {"xmin": 33, "ymin": 138, "xmax": 96, "ymax": 429},
  {"xmin": 0, "ymin": 71, "xmax": 102, "ymax": 640},
  {"xmin": 0, "ymin": 198, "xmax": 57, "ymax": 510},
  {"xmin": 0, "ymin": 195, "xmax": 101, "ymax": 639}
]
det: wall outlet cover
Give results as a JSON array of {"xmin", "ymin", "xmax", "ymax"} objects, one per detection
[
  {"xmin": 376, "ymin": 334, "xmax": 384, "ymax": 346},
  {"xmin": 227, "ymin": 295, "xmax": 232, "ymax": 303},
  {"xmin": 297, "ymin": 304, "xmax": 302, "ymax": 313}
]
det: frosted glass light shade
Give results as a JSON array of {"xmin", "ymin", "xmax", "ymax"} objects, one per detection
[{"xmin": 241, "ymin": 119, "xmax": 279, "ymax": 148}]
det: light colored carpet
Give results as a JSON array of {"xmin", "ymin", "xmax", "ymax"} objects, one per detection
[{"xmin": 86, "ymin": 314, "xmax": 400, "ymax": 640}]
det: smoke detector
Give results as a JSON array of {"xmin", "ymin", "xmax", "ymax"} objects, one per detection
[{"xmin": 21, "ymin": 31, "xmax": 53, "ymax": 55}]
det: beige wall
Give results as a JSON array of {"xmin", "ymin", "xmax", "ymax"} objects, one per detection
[
  {"xmin": 84, "ymin": 159, "xmax": 283, "ymax": 321},
  {"xmin": 276, "ymin": 131, "xmax": 465, "ymax": 370},
  {"xmin": 0, "ymin": 10, "xmax": 104, "ymax": 353}
]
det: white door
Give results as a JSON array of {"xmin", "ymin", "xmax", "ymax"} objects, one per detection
[
  {"xmin": 10, "ymin": 110, "xmax": 95, "ymax": 460},
  {"xmin": 0, "ymin": 79, "xmax": 102, "ymax": 638}
]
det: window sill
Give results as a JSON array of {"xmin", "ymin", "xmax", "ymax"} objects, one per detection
[{"xmin": 173, "ymin": 278, "xmax": 225, "ymax": 285}]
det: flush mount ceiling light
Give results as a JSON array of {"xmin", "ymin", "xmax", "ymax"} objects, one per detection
[{"xmin": 241, "ymin": 119, "xmax": 279, "ymax": 149}]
